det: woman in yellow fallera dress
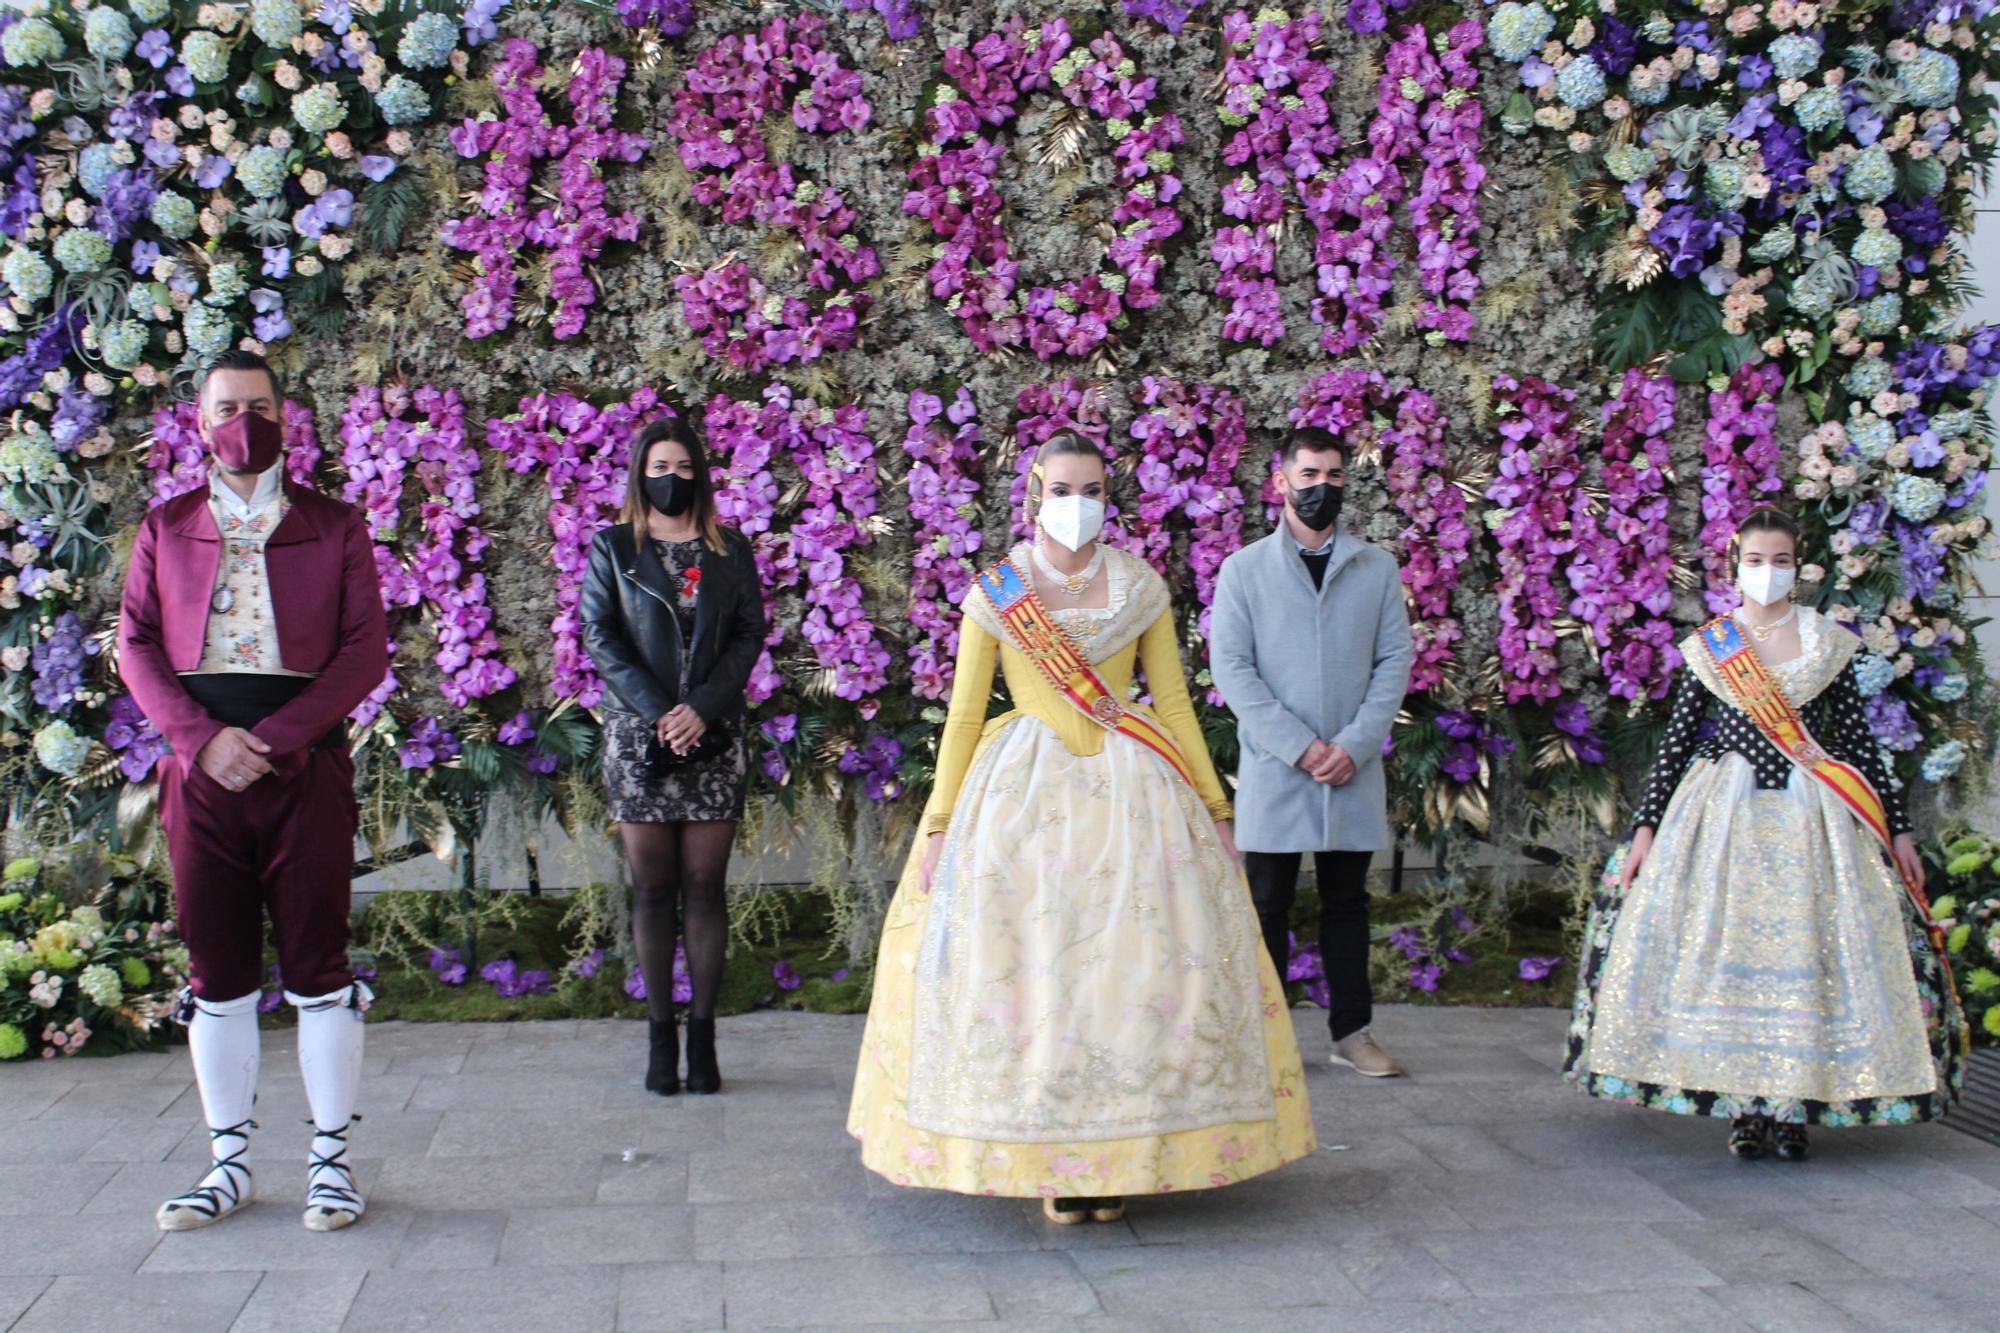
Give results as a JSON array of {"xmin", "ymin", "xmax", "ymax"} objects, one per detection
[{"xmin": 847, "ymin": 434, "xmax": 1315, "ymax": 1223}]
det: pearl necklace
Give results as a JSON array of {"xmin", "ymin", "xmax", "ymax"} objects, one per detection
[
  {"xmin": 1738, "ymin": 603, "xmax": 1797, "ymax": 642},
  {"xmin": 1032, "ymin": 543, "xmax": 1103, "ymax": 599}
]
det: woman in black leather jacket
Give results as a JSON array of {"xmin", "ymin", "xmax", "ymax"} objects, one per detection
[{"xmin": 581, "ymin": 415, "xmax": 764, "ymax": 1096}]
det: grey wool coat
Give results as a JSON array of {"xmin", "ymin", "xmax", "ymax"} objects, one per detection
[{"xmin": 1210, "ymin": 529, "xmax": 1414, "ymax": 853}]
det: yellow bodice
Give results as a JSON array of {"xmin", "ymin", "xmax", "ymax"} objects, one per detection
[{"xmin": 920, "ymin": 608, "xmax": 1234, "ymax": 834}]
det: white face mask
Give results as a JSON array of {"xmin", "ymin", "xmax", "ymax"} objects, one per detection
[
  {"xmin": 1737, "ymin": 563, "xmax": 1796, "ymax": 607},
  {"xmin": 1038, "ymin": 495, "xmax": 1105, "ymax": 553}
]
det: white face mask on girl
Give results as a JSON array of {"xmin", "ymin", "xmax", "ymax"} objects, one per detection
[
  {"xmin": 1039, "ymin": 495, "xmax": 1106, "ymax": 553},
  {"xmin": 1738, "ymin": 564, "xmax": 1796, "ymax": 607}
]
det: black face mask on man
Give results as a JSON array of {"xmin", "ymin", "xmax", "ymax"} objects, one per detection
[
  {"xmin": 1289, "ymin": 481, "xmax": 1344, "ymax": 533},
  {"xmin": 644, "ymin": 473, "xmax": 696, "ymax": 517}
]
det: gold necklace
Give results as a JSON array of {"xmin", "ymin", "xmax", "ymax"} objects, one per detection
[
  {"xmin": 1033, "ymin": 545, "xmax": 1103, "ymax": 599},
  {"xmin": 1740, "ymin": 604, "xmax": 1797, "ymax": 642}
]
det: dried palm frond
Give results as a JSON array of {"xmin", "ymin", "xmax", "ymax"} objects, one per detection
[
  {"xmin": 1477, "ymin": 272, "xmax": 1544, "ymax": 325},
  {"xmin": 756, "ymin": 229, "xmax": 805, "ymax": 278},
  {"xmin": 1615, "ymin": 238, "xmax": 1666, "ymax": 291},
  {"xmin": 1037, "ymin": 103, "xmax": 1092, "ymax": 172},
  {"xmin": 764, "ymin": 114, "xmax": 799, "ymax": 164}
]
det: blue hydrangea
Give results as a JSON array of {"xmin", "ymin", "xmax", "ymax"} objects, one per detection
[
  {"xmin": 1555, "ymin": 54, "xmax": 1608, "ymax": 110},
  {"xmin": 1852, "ymin": 654, "xmax": 1895, "ymax": 698},
  {"xmin": 1922, "ymin": 738, "xmax": 1967, "ymax": 782},
  {"xmin": 183, "ymin": 303, "xmax": 234, "ymax": 358},
  {"xmin": 1628, "ymin": 79, "xmax": 1670, "ymax": 107},
  {"xmin": 374, "ymin": 74, "xmax": 431, "ymax": 126},
  {"xmin": 1843, "ymin": 356, "xmax": 1893, "ymax": 399},
  {"xmin": 1704, "ymin": 159, "xmax": 1747, "ymax": 208},
  {"xmin": 1932, "ymin": 409, "xmax": 1973, "ymax": 440},
  {"xmin": 3, "ymin": 247, "xmax": 53, "ymax": 304},
  {"xmin": 150, "ymin": 191, "xmax": 199, "ymax": 239},
  {"xmin": 1794, "ymin": 87, "xmax": 1844, "ymax": 134},
  {"xmin": 235, "ymin": 146, "xmax": 288, "ymax": 199},
  {"xmin": 1851, "ymin": 227, "xmax": 1903, "ymax": 270},
  {"xmin": 0, "ymin": 425, "xmax": 60, "ymax": 485},
  {"xmin": 249, "ymin": 0, "xmax": 305, "ymax": 46},
  {"xmin": 1896, "ymin": 49, "xmax": 1960, "ymax": 109},
  {"xmin": 77, "ymin": 144, "xmax": 119, "ymax": 199},
  {"xmin": 1604, "ymin": 145, "xmax": 1656, "ymax": 182},
  {"xmin": 1487, "ymin": 2, "xmax": 1555, "ymax": 63},
  {"xmin": 84, "ymin": 6, "xmax": 137, "ymax": 61},
  {"xmin": 1, "ymin": 16, "xmax": 65, "ymax": 67},
  {"xmin": 1748, "ymin": 227, "xmax": 1796, "ymax": 262},
  {"xmin": 1789, "ymin": 271, "xmax": 1839, "ymax": 320},
  {"xmin": 53, "ymin": 229, "xmax": 112, "ymax": 275},
  {"xmin": 1892, "ymin": 474, "xmax": 1946, "ymax": 522},
  {"xmin": 1768, "ymin": 33, "xmax": 1821, "ymax": 81},
  {"xmin": 1857, "ymin": 292, "xmax": 1903, "ymax": 337},
  {"xmin": 237, "ymin": 79, "xmax": 271, "ymax": 109},
  {"xmin": 291, "ymin": 84, "xmax": 348, "ymax": 134},
  {"xmin": 397, "ymin": 11, "xmax": 460, "ymax": 70},
  {"xmin": 181, "ymin": 31, "xmax": 232, "ymax": 86},
  {"xmin": 100, "ymin": 320, "xmax": 150, "ymax": 370},
  {"xmin": 1932, "ymin": 673, "xmax": 1969, "ymax": 704},
  {"xmin": 32, "ymin": 721, "xmax": 90, "ymax": 778},
  {"xmin": 1848, "ymin": 414, "xmax": 1895, "ymax": 460},
  {"xmin": 1844, "ymin": 144, "xmax": 1896, "ymax": 203},
  {"xmin": 203, "ymin": 262, "xmax": 249, "ymax": 306}
]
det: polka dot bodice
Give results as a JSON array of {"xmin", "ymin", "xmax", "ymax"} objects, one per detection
[{"xmin": 1632, "ymin": 635, "xmax": 1910, "ymax": 837}]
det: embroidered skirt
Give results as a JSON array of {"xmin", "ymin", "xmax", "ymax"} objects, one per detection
[
  {"xmin": 848, "ymin": 712, "xmax": 1314, "ymax": 1196},
  {"xmin": 1565, "ymin": 754, "xmax": 1964, "ymax": 1125}
]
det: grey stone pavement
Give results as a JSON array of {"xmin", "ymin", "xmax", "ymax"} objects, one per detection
[{"xmin": 3, "ymin": 1006, "xmax": 1998, "ymax": 1332}]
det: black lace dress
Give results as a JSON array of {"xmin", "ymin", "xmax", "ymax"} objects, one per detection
[{"xmin": 601, "ymin": 538, "xmax": 749, "ymax": 823}]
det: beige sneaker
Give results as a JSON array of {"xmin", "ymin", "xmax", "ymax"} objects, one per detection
[{"xmin": 1328, "ymin": 1029, "xmax": 1402, "ymax": 1078}]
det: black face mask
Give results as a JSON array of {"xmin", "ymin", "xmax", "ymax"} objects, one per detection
[
  {"xmin": 1290, "ymin": 482, "xmax": 1343, "ymax": 533},
  {"xmin": 643, "ymin": 472, "xmax": 696, "ymax": 517}
]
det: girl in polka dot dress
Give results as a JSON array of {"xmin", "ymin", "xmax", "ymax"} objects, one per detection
[{"xmin": 1564, "ymin": 508, "xmax": 1965, "ymax": 1161}]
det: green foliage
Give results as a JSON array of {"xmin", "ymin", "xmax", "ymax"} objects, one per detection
[
  {"xmin": 1934, "ymin": 830, "xmax": 2000, "ymax": 1046},
  {"xmin": 1590, "ymin": 287, "xmax": 1669, "ymax": 372}
]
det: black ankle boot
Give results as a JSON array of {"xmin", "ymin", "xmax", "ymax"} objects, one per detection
[
  {"xmin": 684, "ymin": 1017, "xmax": 721, "ymax": 1095},
  {"xmin": 645, "ymin": 1019, "xmax": 680, "ymax": 1095}
]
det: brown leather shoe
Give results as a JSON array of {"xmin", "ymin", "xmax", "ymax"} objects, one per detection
[
  {"xmin": 1328, "ymin": 1029, "xmax": 1402, "ymax": 1078},
  {"xmin": 1089, "ymin": 1197, "xmax": 1125, "ymax": 1223}
]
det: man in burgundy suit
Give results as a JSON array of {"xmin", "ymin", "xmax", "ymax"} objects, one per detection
[{"xmin": 119, "ymin": 350, "xmax": 387, "ymax": 1233}]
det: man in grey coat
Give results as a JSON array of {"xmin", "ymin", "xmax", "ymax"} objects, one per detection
[{"xmin": 1211, "ymin": 425, "xmax": 1414, "ymax": 1077}]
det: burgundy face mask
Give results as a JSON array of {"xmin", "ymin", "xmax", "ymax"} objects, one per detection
[{"xmin": 208, "ymin": 410, "xmax": 283, "ymax": 474}]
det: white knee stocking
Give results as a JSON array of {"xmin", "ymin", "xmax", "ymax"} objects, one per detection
[
  {"xmin": 289, "ymin": 982, "xmax": 371, "ymax": 1229},
  {"xmin": 157, "ymin": 989, "xmax": 261, "ymax": 1230}
]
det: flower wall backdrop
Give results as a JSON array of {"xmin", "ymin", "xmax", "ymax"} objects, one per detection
[{"xmin": 1, "ymin": 0, "xmax": 1997, "ymax": 1010}]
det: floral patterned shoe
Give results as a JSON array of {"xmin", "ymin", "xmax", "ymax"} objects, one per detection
[
  {"xmin": 1772, "ymin": 1124, "xmax": 1810, "ymax": 1162},
  {"xmin": 1728, "ymin": 1115, "xmax": 1772, "ymax": 1160},
  {"xmin": 1041, "ymin": 1197, "xmax": 1090, "ymax": 1226}
]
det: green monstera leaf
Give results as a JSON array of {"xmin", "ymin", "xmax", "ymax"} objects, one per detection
[{"xmin": 1590, "ymin": 287, "xmax": 1669, "ymax": 371}]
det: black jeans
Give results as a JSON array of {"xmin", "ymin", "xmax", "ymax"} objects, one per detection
[{"xmin": 1243, "ymin": 850, "xmax": 1374, "ymax": 1041}]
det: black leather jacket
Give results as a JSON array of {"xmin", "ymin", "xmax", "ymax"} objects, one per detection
[{"xmin": 579, "ymin": 524, "xmax": 764, "ymax": 726}]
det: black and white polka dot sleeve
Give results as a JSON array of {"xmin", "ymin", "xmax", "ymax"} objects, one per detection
[
  {"xmin": 1632, "ymin": 669, "xmax": 1707, "ymax": 832},
  {"xmin": 1817, "ymin": 665, "xmax": 1912, "ymax": 837}
]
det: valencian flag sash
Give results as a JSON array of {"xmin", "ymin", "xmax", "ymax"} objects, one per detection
[
  {"xmin": 976, "ymin": 557, "xmax": 1198, "ymax": 789},
  {"xmin": 1695, "ymin": 616, "xmax": 1959, "ymax": 995}
]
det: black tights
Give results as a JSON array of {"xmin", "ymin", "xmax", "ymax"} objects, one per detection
[{"xmin": 620, "ymin": 820, "xmax": 735, "ymax": 1023}]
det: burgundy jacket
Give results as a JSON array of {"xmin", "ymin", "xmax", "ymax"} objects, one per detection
[{"xmin": 118, "ymin": 480, "xmax": 388, "ymax": 776}]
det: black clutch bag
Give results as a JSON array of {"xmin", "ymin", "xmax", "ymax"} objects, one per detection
[{"xmin": 643, "ymin": 724, "xmax": 720, "ymax": 778}]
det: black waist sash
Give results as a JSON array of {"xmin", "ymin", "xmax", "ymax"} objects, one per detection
[{"xmin": 177, "ymin": 674, "xmax": 345, "ymax": 751}]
